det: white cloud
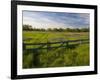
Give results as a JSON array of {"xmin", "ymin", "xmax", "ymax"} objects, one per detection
[
  {"xmin": 23, "ymin": 16, "xmax": 68, "ymax": 29},
  {"xmin": 23, "ymin": 11, "xmax": 89, "ymax": 29}
]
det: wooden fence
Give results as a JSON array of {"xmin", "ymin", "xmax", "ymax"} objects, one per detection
[
  {"xmin": 23, "ymin": 39, "xmax": 89, "ymax": 50},
  {"xmin": 23, "ymin": 39, "xmax": 89, "ymax": 67}
]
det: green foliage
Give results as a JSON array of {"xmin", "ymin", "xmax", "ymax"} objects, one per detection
[
  {"xmin": 23, "ymin": 51, "xmax": 33, "ymax": 68},
  {"xmin": 23, "ymin": 24, "xmax": 89, "ymax": 32},
  {"xmin": 23, "ymin": 24, "xmax": 33, "ymax": 31},
  {"xmin": 23, "ymin": 31, "xmax": 89, "ymax": 68}
]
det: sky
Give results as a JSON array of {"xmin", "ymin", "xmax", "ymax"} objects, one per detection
[{"xmin": 23, "ymin": 11, "xmax": 90, "ymax": 29}]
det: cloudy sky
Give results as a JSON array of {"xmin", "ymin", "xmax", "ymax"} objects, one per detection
[{"xmin": 23, "ymin": 11, "xmax": 90, "ymax": 29}]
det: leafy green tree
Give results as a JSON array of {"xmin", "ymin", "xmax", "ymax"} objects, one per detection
[{"xmin": 23, "ymin": 24, "xmax": 33, "ymax": 31}]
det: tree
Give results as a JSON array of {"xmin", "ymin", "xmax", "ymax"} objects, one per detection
[
  {"xmin": 47, "ymin": 28, "xmax": 52, "ymax": 31},
  {"xmin": 23, "ymin": 24, "xmax": 33, "ymax": 31},
  {"xmin": 23, "ymin": 24, "xmax": 89, "ymax": 32}
]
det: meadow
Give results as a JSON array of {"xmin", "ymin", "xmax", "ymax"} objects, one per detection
[{"xmin": 23, "ymin": 31, "xmax": 89, "ymax": 68}]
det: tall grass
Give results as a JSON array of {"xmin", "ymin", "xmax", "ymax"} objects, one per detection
[{"xmin": 23, "ymin": 31, "xmax": 89, "ymax": 68}]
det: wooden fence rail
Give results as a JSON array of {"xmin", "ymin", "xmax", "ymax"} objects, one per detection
[
  {"xmin": 23, "ymin": 39, "xmax": 89, "ymax": 50},
  {"xmin": 23, "ymin": 39, "xmax": 89, "ymax": 67}
]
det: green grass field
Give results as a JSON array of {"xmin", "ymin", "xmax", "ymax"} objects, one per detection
[{"xmin": 23, "ymin": 31, "xmax": 89, "ymax": 68}]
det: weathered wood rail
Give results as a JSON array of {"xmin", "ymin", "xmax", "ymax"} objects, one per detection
[
  {"xmin": 23, "ymin": 39, "xmax": 89, "ymax": 50},
  {"xmin": 23, "ymin": 39, "xmax": 89, "ymax": 67}
]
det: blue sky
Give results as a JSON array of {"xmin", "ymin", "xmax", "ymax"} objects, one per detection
[{"xmin": 23, "ymin": 11, "xmax": 90, "ymax": 29}]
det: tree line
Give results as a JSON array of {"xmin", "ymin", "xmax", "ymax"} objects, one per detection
[{"xmin": 23, "ymin": 24, "xmax": 89, "ymax": 32}]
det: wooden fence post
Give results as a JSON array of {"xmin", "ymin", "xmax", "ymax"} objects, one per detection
[
  {"xmin": 66, "ymin": 41, "xmax": 68, "ymax": 47},
  {"xmin": 23, "ymin": 43, "xmax": 26, "ymax": 50},
  {"xmin": 47, "ymin": 41, "xmax": 51, "ymax": 52},
  {"xmin": 33, "ymin": 50, "xmax": 40, "ymax": 68}
]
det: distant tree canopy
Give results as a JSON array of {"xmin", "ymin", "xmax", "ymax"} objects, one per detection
[
  {"xmin": 23, "ymin": 24, "xmax": 89, "ymax": 32},
  {"xmin": 23, "ymin": 24, "xmax": 33, "ymax": 31}
]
